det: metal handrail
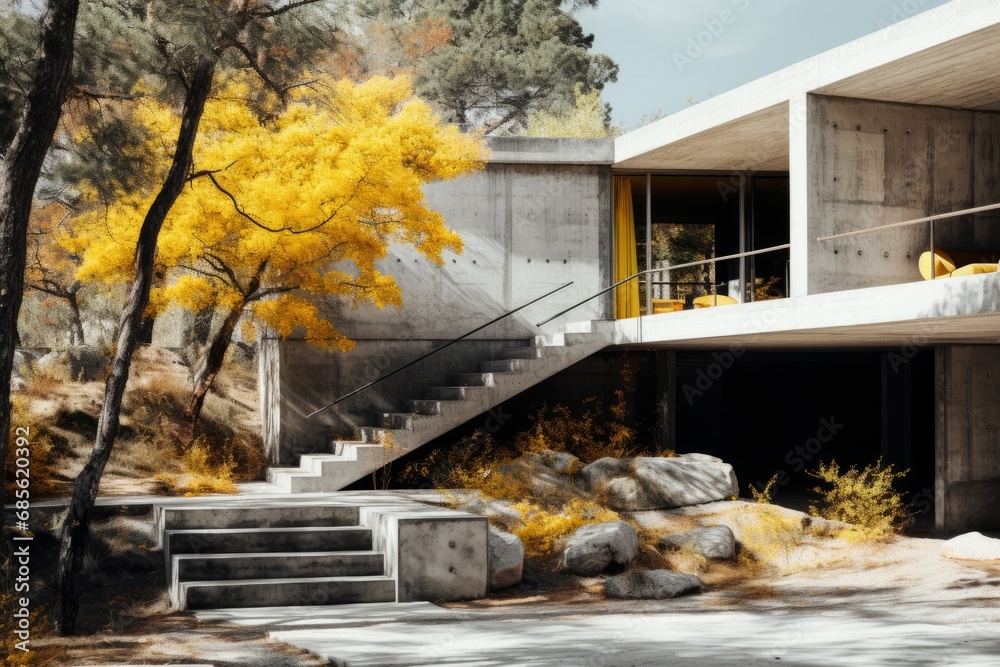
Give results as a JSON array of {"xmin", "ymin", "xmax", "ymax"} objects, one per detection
[
  {"xmin": 816, "ymin": 202, "xmax": 1000, "ymax": 242},
  {"xmin": 306, "ymin": 281, "xmax": 574, "ymax": 418},
  {"xmin": 536, "ymin": 243, "xmax": 790, "ymax": 327},
  {"xmin": 816, "ymin": 201, "xmax": 1000, "ymax": 280}
]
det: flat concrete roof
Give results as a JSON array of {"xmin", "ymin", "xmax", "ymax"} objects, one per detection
[
  {"xmin": 615, "ymin": 0, "xmax": 1000, "ymax": 171},
  {"xmin": 613, "ymin": 273, "xmax": 1000, "ymax": 350},
  {"xmin": 486, "ymin": 137, "xmax": 615, "ymax": 165}
]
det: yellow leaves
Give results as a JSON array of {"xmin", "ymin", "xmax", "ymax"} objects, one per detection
[
  {"xmin": 67, "ymin": 71, "xmax": 486, "ymax": 353},
  {"xmin": 251, "ymin": 294, "xmax": 355, "ymax": 352}
]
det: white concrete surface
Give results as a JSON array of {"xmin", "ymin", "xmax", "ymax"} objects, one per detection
[
  {"xmin": 613, "ymin": 272, "xmax": 1000, "ymax": 349},
  {"xmin": 197, "ymin": 602, "xmax": 1000, "ymax": 666}
]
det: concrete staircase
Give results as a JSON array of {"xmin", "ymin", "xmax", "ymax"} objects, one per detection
[
  {"xmin": 155, "ymin": 496, "xmax": 488, "ymax": 610},
  {"xmin": 267, "ymin": 320, "xmax": 615, "ymax": 493}
]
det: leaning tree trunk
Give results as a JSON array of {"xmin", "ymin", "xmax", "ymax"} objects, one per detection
[
  {"xmin": 190, "ymin": 303, "xmax": 244, "ymax": 429},
  {"xmin": 0, "ymin": 0, "xmax": 80, "ymax": 517},
  {"xmin": 190, "ymin": 261, "xmax": 265, "ymax": 430},
  {"xmin": 56, "ymin": 58, "xmax": 216, "ymax": 635}
]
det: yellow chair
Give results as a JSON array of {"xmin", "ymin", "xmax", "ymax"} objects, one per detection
[
  {"xmin": 651, "ymin": 298, "xmax": 685, "ymax": 314},
  {"xmin": 693, "ymin": 294, "xmax": 739, "ymax": 308},
  {"xmin": 949, "ymin": 263, "xmax": 998, "ymax": 277},
  {"xmin": 919, "ymin": 246, "xmax": 998, "ymax": 279},
  {"xmin": 918, "ymin": 247, "xmax": 956, "ymax": 280}
]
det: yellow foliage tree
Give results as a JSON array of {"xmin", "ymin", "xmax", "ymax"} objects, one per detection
[{"xmin": 68, "ymin": 73, "xmax": 487, "ymax": 425}]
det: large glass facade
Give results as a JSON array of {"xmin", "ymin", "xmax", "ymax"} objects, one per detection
[{"xmin": 617, "ymin": 173, "xmax": 790, "ymax": 315}]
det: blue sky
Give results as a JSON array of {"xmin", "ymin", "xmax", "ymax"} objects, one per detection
[{"xmin": 577, "ymin": 0, "xmax": 952, "ymax": 129}]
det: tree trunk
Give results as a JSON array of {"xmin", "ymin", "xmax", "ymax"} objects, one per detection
[
  {"xmin": 136, "ymin": 314, "xmax": 155, "ymax": 345},
  {"xmin": 188, "ymin": 303, "xmax": 216, "ymax": 348},
  {"xmin": 0, "ymin": 0, "xmax": 80, "ymax": 518},
  {"xmin": 67, "ymin": 289, "xmax": 85, "ymax": 345},
  {"xmin": 190, "ymin": 261, "xmax": 265, "ymax": 430},
  {"xmin": 55, "ymin": 57, "xmax": 217, "ymax": 635},
  {"xmin": 190, "ymin": 303, "xmax": 243, "ymax": 429}
]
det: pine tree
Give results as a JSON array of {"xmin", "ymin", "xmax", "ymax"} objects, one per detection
[{"xmin": 341, "ymin": 0, "xmax": 618, "ymax": 133}]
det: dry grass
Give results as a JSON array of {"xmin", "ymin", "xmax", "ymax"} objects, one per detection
[
  {"xmin": 512, "ymin": 498, "xmax": 620, "ymax": 559},
  {"xmin": 9, "ymin": 345, "xmax": 266, "ymax": 500},
  {"xmin": 4, "ymin": 395, "xmax": 62, "ymax": 502}
]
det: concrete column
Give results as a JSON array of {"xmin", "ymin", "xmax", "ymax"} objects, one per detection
[
  {"xmin": 656, "ymin": 350, "xmax": 677, "ymax": 453},
  {"xmin": 935, "ymin": 344, "xmax": 1000, "ymax": 533},
  {"xmin": 788, "ymin": 93, "xmax": 811, "ymax": 297}
]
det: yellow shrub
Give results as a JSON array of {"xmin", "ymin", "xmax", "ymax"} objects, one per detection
[
  {"xmin": 750, "ymin": 474, "xmax": 780, "ymax": 504},
  {"xmin": 735, "ymin": 504, "xmax": 804, "ymax": 572},
  {"xmin": 5, "ymin": 396, "xmax": 60, "ymax": 501},
  {"xmin": 808, "ymin": 458, "xmax": 912, "ymax": 541},
  {"xmin": 153, "ymin": 437, "xmax": 255, "ymax": 496},
  {"xmin": 513, "ymin": 498, "xmax": 620, "ymax": 559}
]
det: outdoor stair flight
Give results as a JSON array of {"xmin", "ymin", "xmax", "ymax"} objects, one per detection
[{"xmin": 265, "ymin": 319, "xmax": 615, "ymax": 493}]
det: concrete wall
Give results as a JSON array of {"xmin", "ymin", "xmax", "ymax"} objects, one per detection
[
  {"xmin": 260, "ymin": 137, "xmax": 615, "ymax": 462},
  {"xmin": 261, "ymin": 337, "xmax": 529, "ymax": 462},
  {"xmin": 332, "ymin": 138, "xmax": 615, "ymax": 340},
  {"xmin": 802, "ymin": 95, "xmax": 1000, "ymax": 294},
  {"xmin": 935, "ymin": 344, "xmax": 1000, "ymax": 533}
]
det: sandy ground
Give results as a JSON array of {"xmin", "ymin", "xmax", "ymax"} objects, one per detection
[
  {"xmin": 185, "ymin": 500, "xmax": 1000, "ymax": 666},
  {"xmin": 13, "ymin": 496, "xmax": 999, "ymax": 665}
]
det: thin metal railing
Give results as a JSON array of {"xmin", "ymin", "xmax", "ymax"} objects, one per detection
[
  {"xmin": 816, "ymin": 201, "xmax": 1000, "ymax": 280},
  {"xmin": 306, "ymin": 281, "xmax": 574, "ymax": 418},
  {"xmin": 536, "ymin": 243, "xmax": 791, "ymax": 327},
  {"xmin": 815, "ymin": 202, "xmax": 1000, "ymax": 242}
]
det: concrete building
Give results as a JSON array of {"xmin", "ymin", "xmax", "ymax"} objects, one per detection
[{"xmin": 262, "ymin": 0, "xmax": 1000, "ymax": 534}]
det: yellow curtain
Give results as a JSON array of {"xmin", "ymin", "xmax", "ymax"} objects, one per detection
[{"xmin": 613, "ymin": 175, "xmax": 640, "ymax": 318}]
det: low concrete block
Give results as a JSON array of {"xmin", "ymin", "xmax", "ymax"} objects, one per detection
[{"xmin": 361, "ymin": 503, "xmax": 489, "ymax": 603}]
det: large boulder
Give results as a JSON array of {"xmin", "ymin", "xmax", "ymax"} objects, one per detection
[
  {"xmin": 940, "ymin": 532, "xmax": 1000, "ymax": 561},
  {"xmin": 459, "ymin": 491, "xmax": 523, "ymax": 526},
  {"xmin": 561, "ymin": 521, "xmax": 639, "ymax": 576},
  {"xmin": 659, "ymin": 525, "xmax": 736, "ymax": 560},
  {"xmin": 604, "ymin": 570, "xmax": 702, "ymax": 599},
  {"xmin": 577, "ymin": 456, "xmax": 633, "ymax": 492},
  {"xmin": 495, "ymin": 449, "xmax": 587, "ymax": 501},
  {"xmin": 37, "ymin": 346, "xmax": 110, "ymax": 382},
  {"xmin": 487, "ymin": 526, "xmax": 524, "ymax": 591},
  {"xmin": 580, "ymin": 456, "xmax": 739, "ymax": 511}
]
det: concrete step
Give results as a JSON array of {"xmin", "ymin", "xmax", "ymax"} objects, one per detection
[
  {"xmin": 405, "ymin": 398, "xmax": 461, "ymax": 415},
  {"xmin": 534, "ymin": 333, "xmax": 566, "ymax": 347},
  {"xmin": 165, "ymin": 526, "xmax": 373, "ymax": 560},
  {"xmin": 479, "ymin": 358, "xmax": 526, "ymax": 373},
  {"xmin": 452, "ymin": 372, "xmax": 495, "ymax": 387},
  {"xmin": 502, "ymin": 346, "xmax": 545, "ymax": 360},
  {"xmin": 424, "ymin": 386, "xmax": 477, "ymax": 400},
  {"xmin": 359, "ymin": 426, "xmax": 407, "ymax": 444},
  {"xmin": 173, "ymin": 550, "xmax": 384, "ymax": 582},
  {"xmin": 179, "ymin": 575, "xmax": 397, "ymax": 610},
  {"xmin": 382, "ymin": 412, "xmax": 436, "ymax": 429},
  {"xmin": 155, "ymin": 504, "xmax": 359, "ymax": 537}
]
